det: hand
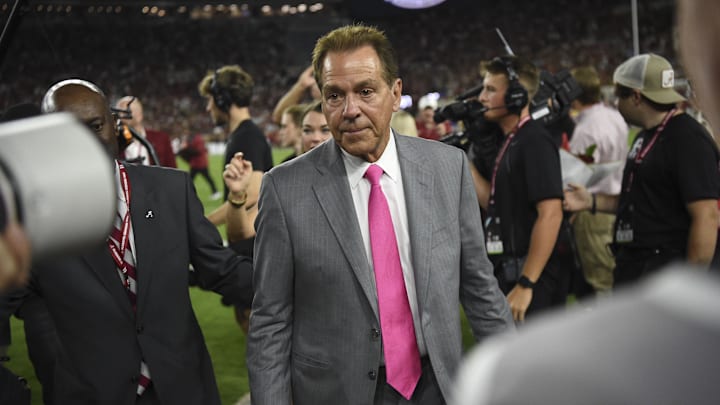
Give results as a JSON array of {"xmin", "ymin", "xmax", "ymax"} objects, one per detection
[
  {"xmin": 563, "ymin": 182, "xmax": 592, "ymax": 212},
  {"xmin": 506, "ymin": 285, "xmax": 533, "ymax": 322},
  {"xmin": 223, "ymin": 152, "xmax": 253, "ymax": 197},
  {"xmin": 435, "ymin": 123, "xmax": 448, "ymax": 137},
  {"xmin": 297, "ymin": 65, "xmax": 316, "ymax": 90},
  {"xmin": 0, "ymin": 222, "xmax": 31, "ymax": 291}
]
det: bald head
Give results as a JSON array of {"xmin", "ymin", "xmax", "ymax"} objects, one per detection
[
  {"xmin": 42, "ymin": 80, "xmax": 119, "ymax": 158},
  {"xmin": 115, "ymin": 96, "xmax": 144, "ymax": 130}
]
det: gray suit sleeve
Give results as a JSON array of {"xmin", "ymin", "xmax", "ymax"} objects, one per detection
[
  {"xmin": 247, "ymin": 173, "xmax": 293, "ymax": 404},
  {"xmin": 457, "ymin": 154, "xmax": 514, "ymax": 339}
]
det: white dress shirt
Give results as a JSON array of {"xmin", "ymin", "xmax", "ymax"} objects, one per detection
[{"xmin": 340, "ymin": 130, "xmax": 427, "ymax": 356}]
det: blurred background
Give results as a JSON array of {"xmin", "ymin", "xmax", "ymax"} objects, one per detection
[{"xmin": 0, "ymin": 0, "xmax": 676, "ymax": 145}]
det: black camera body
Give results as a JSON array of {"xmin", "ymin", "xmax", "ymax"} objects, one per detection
[{"xmin": 530, "ymin": 69, "xmax": 582, "ymax": 126}]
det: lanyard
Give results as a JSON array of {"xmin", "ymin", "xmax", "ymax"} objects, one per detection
[
  {"xmin": 489, "ymin": 116, "xmax": 531, "ymax": 206},
  {"xmin": 107, "ymin": 162, "xmax": 133, "ymax": 286},
  {"xmin": 625, "ymin": 108, "xmax": 677, "ymax": 193}
]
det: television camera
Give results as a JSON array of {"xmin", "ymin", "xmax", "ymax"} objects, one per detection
[{"xmin": 433, "ymin": 68, "xmax": 581, "ymax": 178}]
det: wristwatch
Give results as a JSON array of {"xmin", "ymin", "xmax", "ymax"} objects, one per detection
[{"xmin": 517, "ymin": 275, "xmax": 535, "ymax": 289}]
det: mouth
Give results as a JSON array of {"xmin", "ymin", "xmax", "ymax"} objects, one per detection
[{"xmin": 341, "ymin": 127, "xmax": 366, "ymax": 136}]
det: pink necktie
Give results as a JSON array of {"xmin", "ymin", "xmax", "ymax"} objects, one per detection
[{"xmin": 364, "ymin": 164, "xmax": 421, "ymax": 400}]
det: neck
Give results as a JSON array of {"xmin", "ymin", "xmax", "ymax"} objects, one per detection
[
  {"xmin": 642, "ymin": 108, "xmax": 675, "ymax": 130},
  {"xmin": 499, "ymin": 110, "xmax": 530, "ymax": 135},
  {"xmin": 228, "ymin": 107, "xmax": 251, "ymax": 133},
  {"xmin": 575, "ymin": 102, "xmax": 595, "ymax": 113},
  {"xmin": 132, "ymin": 125, "xmax": 146, "ymax": 137}
]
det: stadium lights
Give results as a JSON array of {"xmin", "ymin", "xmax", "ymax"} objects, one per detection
[{"xmin": 309, "ymin": 3, "xmax": 324, "ymax": 12}]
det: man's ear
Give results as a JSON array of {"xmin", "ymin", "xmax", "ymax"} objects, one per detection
[{"xmin": 392, "ymin": 78, "xmax": 402, "ymax": 112}]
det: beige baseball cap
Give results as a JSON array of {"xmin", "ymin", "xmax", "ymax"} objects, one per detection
[{"xmin": 613, "ymin": 53, "xmax": 686, "ymax": 104}]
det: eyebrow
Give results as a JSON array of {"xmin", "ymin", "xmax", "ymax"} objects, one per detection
[{"xmin": 323, "ymin": 79, "xmax": 381, "ymax": 94}]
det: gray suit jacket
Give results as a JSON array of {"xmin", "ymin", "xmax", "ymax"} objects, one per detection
[{"xmin": 247, "ymin": 135, "xmax": 513, "ymax": 405}]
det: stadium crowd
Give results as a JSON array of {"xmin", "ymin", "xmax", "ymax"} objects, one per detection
[{"xmin": 0, "ymin": 0, "xmax": 676, "ymax": 142}]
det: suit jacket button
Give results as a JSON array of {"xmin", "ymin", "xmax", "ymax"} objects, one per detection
[
  {"xmin": 371, "ymin": 328, "xmax": 380, "ymax": 341},
  {"xmin": 136, "ymin": 325, "xmax": 144, "ymax": 333},
  {"xmin": 130, "ymin": 376, "xmax": 138, "ymax": 383},
  {"xmin": 368, "ymin": 370, "xmax": 377, "ymax": 380}
]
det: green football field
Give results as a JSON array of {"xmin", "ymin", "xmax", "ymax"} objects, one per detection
[{"xmin": 5, "ymin": 149, "xmax": 475, "ymax": 405}]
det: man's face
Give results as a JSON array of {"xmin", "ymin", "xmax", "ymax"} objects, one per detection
[
  {"xmin": 614, "ymin": 85, "xmax": 641, "ymax": 127},
  {"xmin": 53, "ymin": 85, "xmax": 119, "ymax": 158},
  {"xmin": 419, "ymin": 107, "xmax": 435, "ymax": 124},
  {"xmin": 478, "ymin": 72, "xmax": 509, "ymax": 122},
  {"xmin": 279, "ymin": 112, "xmax": 300, "ymax": 148},
  {"xmin": 116, "ymin": 98, "xmax": 143, "ymax": 130},
  {"xmin": 205, "ymin": 96, "xmax": 228, "ymax": 126},
  {"xmin": 301, "ymin": 110, "xmax": 332, "ymax": 152},
  {"xmin": 319, "ymin": 45, "xmax": 401, "ymax": 163}
]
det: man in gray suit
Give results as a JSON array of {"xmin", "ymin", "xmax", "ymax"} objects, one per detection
[{"xmin": 247, "ymin": 24, "xmax": 514, "ymax": 405}]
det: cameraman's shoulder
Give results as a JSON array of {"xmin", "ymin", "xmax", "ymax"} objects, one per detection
[{"xmin": 521, "ymin": 120, "xmax": 556, "ymax": 148}]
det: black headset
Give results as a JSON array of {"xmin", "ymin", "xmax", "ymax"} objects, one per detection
[
  {"xmin": 495, "ymin": 57, "xmax": 529, "ymax": 115},
  {"xmin": 210, "ymin": 70, "xmax": 233, "ymax": 113}
]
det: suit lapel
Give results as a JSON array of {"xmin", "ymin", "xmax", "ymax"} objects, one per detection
[
  {"xmin": 396, "ymin": 137, "xmax": 434, "ymax": 308},
  {"xmin": 82, "ymin": 243, "xmax": 135, "ymax": 321},
  {"xmin": 125, "ymin": 165, "xmax": 160, "ymax": 317},
  {"xmin": 313, "ymin": 142, "xmax": 379, "ymax": 319}
]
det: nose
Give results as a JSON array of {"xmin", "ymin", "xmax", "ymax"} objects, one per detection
[
  {"xmin": 343, "ymin": 94, "xmax": 361, "ymax": 119},
  {"xmin": 478, "ymin": 89, "xmax": 488, "ymax": 104},
  {"xmin": 308, "ymin": 130, "xmax": 323, "ymax": 144}
]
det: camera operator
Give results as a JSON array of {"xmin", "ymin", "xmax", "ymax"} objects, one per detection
[{"xmin": 473, "ymin": 56, "xmax": 565, "ymax": 322}]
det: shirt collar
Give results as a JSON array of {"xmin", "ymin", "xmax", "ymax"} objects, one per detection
[{"xmin": 341, "ymin": 130, "xmax": 401, "ymax": 189}]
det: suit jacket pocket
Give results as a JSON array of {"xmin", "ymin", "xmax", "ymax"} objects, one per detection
[{"xmin": 292, "ymin": 351, "xmax": 330, "ymax": 369}]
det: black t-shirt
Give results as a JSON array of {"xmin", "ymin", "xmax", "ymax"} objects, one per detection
[
  {"xmin": 224, "ymin": 119, "xmax": 273, "ymax": 198},
  {"xmin": 491, "ymin": 119, "xmax": 564, "ymax": 256},
  {"xmin": 615, "ymin": 113, "xmax": 720, "ymax": 250}
]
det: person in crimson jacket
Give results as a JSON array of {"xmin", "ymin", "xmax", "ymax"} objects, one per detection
[{"xmin": 177, "ymin": 130, "xmax": 220, "ymax": 200}]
